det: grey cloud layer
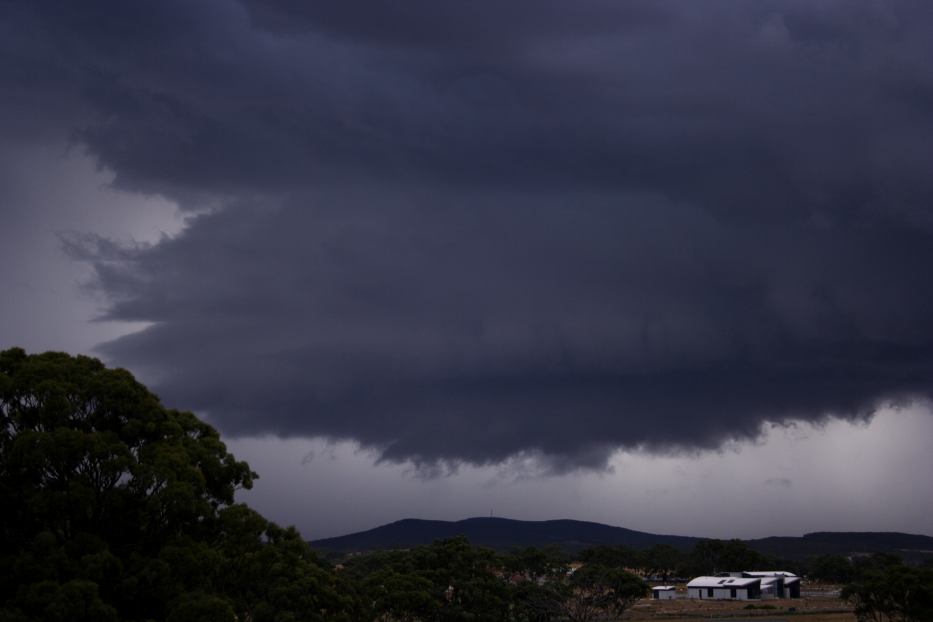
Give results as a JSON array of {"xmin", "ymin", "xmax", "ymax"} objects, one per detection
[{"xmin": 4, "ymin": 0, "xmax": 933, "ymax": 468}]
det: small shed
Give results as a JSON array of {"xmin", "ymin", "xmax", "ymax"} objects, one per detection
[
  {"xmin": 687, "ymin": 576, "xmax": 761, "ymax": 600},
  {"xmin": 651, "ymin": 586, "xmax": 676, "ymax": 600}
]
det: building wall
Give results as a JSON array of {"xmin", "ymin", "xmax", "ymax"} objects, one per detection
[
  {"xmin": 715, "ymin": 587, "xmax": 753, "ymax": 600},
  {"xmin": 688, "ymin": 586, "xmax": 758, "ymax": 600}
]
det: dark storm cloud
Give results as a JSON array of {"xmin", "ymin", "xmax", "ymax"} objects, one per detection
[
  {"xmin": 6, "ymin": 1, "xmax": 933, "ymax": 469},
  {"xmin": 243, "ymin": 0, "xmax": 672, "ymax": 53}
]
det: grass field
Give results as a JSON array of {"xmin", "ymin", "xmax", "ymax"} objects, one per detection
[{"xmin": 622, "ymin": 593, "xmax": 855, "ymax": 621}]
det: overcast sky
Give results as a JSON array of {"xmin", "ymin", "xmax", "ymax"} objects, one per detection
[{"xmin": 1, "ymin": 0, "xmax": 932, "ymax": 540}]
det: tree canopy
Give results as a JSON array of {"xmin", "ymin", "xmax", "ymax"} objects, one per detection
[
  {"xmin": 842, "ymin": 555, "xmax": 933, "ymax": 622},
  {"xmin": 0, "ymin": 348, "xmax": 350, "ymax": 621}
]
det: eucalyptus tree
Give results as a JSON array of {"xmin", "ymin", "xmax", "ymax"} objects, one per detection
[{"xmin": 0, "ymin": 348, "xmax": 352, "ymax": 621}]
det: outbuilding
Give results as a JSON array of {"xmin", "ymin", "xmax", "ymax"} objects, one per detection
[
  {"xmin": 758, "ymin": 576, "xmax": 782, "ymax": 598},
  {"xmin": 687, "ymin": 576, "xmax": 761, "ymax": 600},
  {"xmin": 743, "ymin": 571, "xmax": 800, "ymax": 598},
  {"xmin": 651, "ymin": 586, "xmax": 676, "ymax": 600}
]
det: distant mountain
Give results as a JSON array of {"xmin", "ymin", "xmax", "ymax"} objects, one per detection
[
  {"xmin": 311, "ymin": 517, "xmax": 933, "ymax": 562},
  {"xmin": 312, "ymin": 517, "xmax": 701, "ymax": 554},
  {"xmin": 747, "ymin": 531, "xmax": 933, "ymax": 562}
]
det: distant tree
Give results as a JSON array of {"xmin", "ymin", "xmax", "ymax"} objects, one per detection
[
  {"xmin": 503, "ymin": 547, "xmax": 570, "ymax": 622},
  {"xmin": 842, "ymin": 560, "xmax": 933, "ymax": 622},
  {"xmin": 345, "ymin": 536, "xmax": 514, "ymax": 621},
  {"xmin": 640, "ymin": 544, "xmax": 684, "ymax": 580},
  {"xmin": 502, "ymin": 546, "xmax": 569, "ymax": 583},
  {"xmin": 416, "ymin": 537, "xmax": 511, "ymax": 621},
  {"xmin": 809, "ymin": 554, "xmax": 855, "ymax": 584},
  {"xmin": 561, "ymin": 564, "xmax": 647, "ymax": 622},
  {"xmin": 684, "ymin": 539, "xmax": 769, "ymax": 576},
  {"xmin": 509, "ymin": 581, "xmax": 570, "ymax": 622},
  {"xmin": 579, "ymin": 545, "xmax": 640, "ymax": 570},
  {"xmin": 212, "ymin": 504, "xmax": 356, "ymax": 621},
  {"xmin": 165, "ymin": 593, "xmax": 236, "ymax": 622},
  {"xmin": 341, "ymin": 549, "xmax": 418, "ymax": 582},
  {"xmin": 852, "ymin": 553, "xmax": 906, "ymax": 575},
  {"xmin": 363, "ymin": 569, "xmax": 438, "ymax": 622},
  {"xmin": 0, "ymin": 348, "xmax": 353, "ymax": 621}
]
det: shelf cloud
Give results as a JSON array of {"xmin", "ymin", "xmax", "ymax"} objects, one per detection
[{"xmin": 5, "ymin": 0, "xmax": 933, "ymax": 470}]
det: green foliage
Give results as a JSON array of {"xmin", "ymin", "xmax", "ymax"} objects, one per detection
[
  {"xmin": 578, "ymin": 545, "xmax": 640, "ymax": 569},
  {"xmin": 342, "ymin": 538, "xmax": 652, "ymax": 622},
  {"xmin": 365, "ymin": 569, "xmax": 439, "ymax": 621},
  {"xmin": 509, "ymin": 581, "xmax": 570, "ymax": 622},
  {"xmin": 166, "ymin": 593, "xmax": 236, "ymax": 622},
  {"xmin": 502, "ymin": 546, "xmax": 568, "ymax": 584},
  {"xmin": 344, "ymin": 537, "xmax": 513, "ymax": 620},
  {"xmin": 0, "ymin": 349, "xmax": 351, "ymax": 621},
  {"xmin": 842, "ymin": 556, "xmax": 933, "ymax": 622},
  {"xmin": 502, "ymin": 548, "xmax": 570, "ymax": 622},
  {"xmin": 9, "ymin": 579, "xmax": 118, "ymax": 622},
  {"xmin": 809, "ymin": 554, "xmax": 855, "ymax": 583},
  {"xmin": 640, "ymin": 544, "xmax": 683, "ymax": 580},
  {"xmin": 562, "ymin": 564, "xmax": 647, "ymax": 622}
]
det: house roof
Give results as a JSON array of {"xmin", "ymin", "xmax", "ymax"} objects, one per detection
[
  {"xmin": 744, "ymin": 571, "xmax": 798, "ymax": 577},
  {"xmin": 759, "ymin": 576, "xmax": 801, "ymax": 591},
  {"xmin": 687, "ymin": 576, "xmax": 760, "ymax": 588},
  {"xmin": 651, "ymin": 586, "xmax": 676, "ymax": 591}
]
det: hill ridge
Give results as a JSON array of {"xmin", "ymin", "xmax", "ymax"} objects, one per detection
[
  {"xmin": 311, "ymin": 517, "xmax": 933, "ymax": 561},
  {"xmin": 313, "ymin": 517, "xmax": 700, "ymax": 554}
]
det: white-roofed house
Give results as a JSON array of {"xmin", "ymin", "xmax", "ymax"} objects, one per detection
[{"xmin": 686, "ymin": 576, "xmax": 761, "ymax": 600}]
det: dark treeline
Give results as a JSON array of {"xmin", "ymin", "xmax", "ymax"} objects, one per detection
[
  {"xmin": 338, "ymin": 539, "xmax": 647, "ymax": 621},
  {"xmin": 2, "ymin": 349, "xmax": 931, "ymax": 621}
]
